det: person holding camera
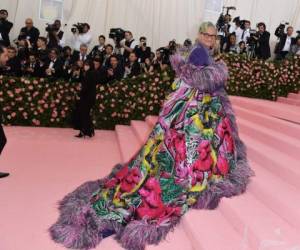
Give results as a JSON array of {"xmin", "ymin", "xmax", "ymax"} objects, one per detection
[
  {"xmin": 105, "ymin": 55, "xmax": 125, "ymax": 82},
  {"xmin": 274, "ymin": 25, "xmax": 296, "ymax": 60},
  {"xmin": 124, "ymin": 52, "xmax": 141, "ymax": 78},
  {"xmin": 153, "ymin": 48, "xmax": 169, "ymax": 72},
  {"xmin": 47, "ymin": 20, "xmax": 65, "ymax": 50},
  {"xmin": 44, "ymin": 48, "xmax": 64, "ymax": 78},
  {"xmin": 254, "ymin": 22, "xmax": 271, "ymax": 60},
  {"xmin": 18, "ymin": 18, "xmax": 40, "ymax": 48},
  {"xmin": 89, "ymin": 35, "xmax": 106, "ymax": 59},
  {"xmin": 216, "ymin": 13, "xmax": 232, "ymax": 52},
  {"xmin": 0, "ymin": 45, "xmax": 9, "ymax": 178},
  {"xmin": 291, "ymin": 36, "xmax": 300, "ymax": 55},
  {"xmin": 241, "ymin": 20, "xmax": 251, "ymax": 43},
  {"xmin": 71, "ymin": 23, "xmax": 92, "ymax": 52},
  {"xmin": 120, "ymin": 31, "xmax": 139, "ymax": 63},
  {"xmin": 0, "ymin": 9, "xmax": 13, "ymax": 47},
  {"xmin": 134, "ymin": 36, "xmax": 151, "ymax": 63}
]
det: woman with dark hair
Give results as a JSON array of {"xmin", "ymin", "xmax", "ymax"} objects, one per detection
[
  {"xmin": 223, "ymin": 33, "xmax": 239, "ymax": 53},
  {"xmin": 73, "ymin": 60, "xmax": 97, "ymax": 138},
  {"xmin": 50, "ymin": 22, "xmax": 254, "ymax": 249}
]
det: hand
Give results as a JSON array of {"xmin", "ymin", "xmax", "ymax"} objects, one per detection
[{"xmin": 107, "ymin": 69, "xmax": 114, "ymax": 76}]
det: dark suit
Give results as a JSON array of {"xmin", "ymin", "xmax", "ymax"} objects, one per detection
[
  {"xmin": 105, "ymin": 65, "xmax": 125, "ymax": 83},
  {"xmin": 71, "ymin": 51, "xmax": 89, "ymax": 64},
  {"xmin": 18, "ymin": 26, "xmax": 40, "ymax": 46},
  {"xmin": 73, "ymin": 70, "xmax": 97, "ymax": 136},
  {"xmin": 44, "ymin": 58, "xmax": 64, "ymax": 78},
  {"xmin": 0, "ymin": 19, "xmax": 13, "ymax": 46},
  {"xmin": 5, "ymin": 57, "xmax": 22, "ymax": 77},
  {"xmin": 126, "ymin": 61, "xmax": 141, "ymax": 78},
  {"xmin": 274, "ymin": 28, "xmax": 296, "ymax": 59},
  {"xmin": 255, "ymin": 31, "xmax": 271, "ymax": 60}
]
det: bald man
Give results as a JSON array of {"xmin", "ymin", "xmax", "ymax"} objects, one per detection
[
  {"xmin": 0, "ymin": 45, "xmax": 9, "ymax": 178},
  {"xmin": 18, "ymin": 18, "xmax": 40, "ymax": 46}
]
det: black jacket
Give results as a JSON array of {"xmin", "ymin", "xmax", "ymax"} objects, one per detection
[
  {"xmin": 0, "ymin": 19, "xmax": 13, "ymax": 46},
  {"xmin": 274, "ymin": 27, "xmax": 296, "ymax": 53},
  {"xmin": 5, "ymin": 57, "xmax": 22, "ymax": 77},
  {"xmin": 255, "ymin": 31, "xmax": 271, "ymax": 60},
  {"xmin": 80, "ymin": 70, "xmax": 97, "ymax": 106},
  {"xmin": 18, "ymin": 26, "xmax": 40, "ymax": 45},
  {"xmin": 44, "ymin": 58, "xmax": 64, "ymax": 78}
]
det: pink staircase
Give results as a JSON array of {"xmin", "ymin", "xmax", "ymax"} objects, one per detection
[
  {"xmin": 277, "ymin": 92, "xmax": 300, "ymax": 107},
  {"xmin": 1, "ymin": 96, "xmax": 300, "ymax": 250}
]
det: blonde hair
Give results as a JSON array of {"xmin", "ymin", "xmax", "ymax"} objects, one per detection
[{"xmin": 198, "ymin": 21, "xmax": 216, "ymax": 33}]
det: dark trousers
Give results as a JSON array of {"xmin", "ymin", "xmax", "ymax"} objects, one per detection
[
  {"xmin": 276, "ymin": 51, "xmax": 289, "ymax": 60},
  {"xmin": 73, "ymin": 100, "xmax": 94, "ymax": 136}
]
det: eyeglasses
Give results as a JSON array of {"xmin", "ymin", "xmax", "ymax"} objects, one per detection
[{"xmin": 201, "ymin": 32, "xmax": 217, "ymax": 39}]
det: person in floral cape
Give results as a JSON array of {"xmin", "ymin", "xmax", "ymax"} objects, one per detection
[{"xmin": 50, "ymin": 22, "xmax": 255, "ymax": 250}]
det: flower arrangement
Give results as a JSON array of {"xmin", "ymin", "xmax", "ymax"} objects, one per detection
[{"xmin": 0, "ymin": 54, "xmax": 299, "ymax": 129}]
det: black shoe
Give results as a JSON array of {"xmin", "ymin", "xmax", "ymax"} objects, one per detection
[
  {"xmin": 75, "ymin": 132, "xmax": 85, "ymax": 138},
  {"xmin": 0, "ymin": 172, "xmax": 9, "ymax": 178}
]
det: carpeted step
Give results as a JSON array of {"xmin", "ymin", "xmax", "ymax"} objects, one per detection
[
  {"xmin": 230, "ymin": 96, "xmax": 300, "ymax": 123},
  {"xmin": 277, "ymin": 97, "xmax": 300, "ymax": 107},
  {"xmin": 219, "ymin": 192, "xmax": 300, "ymax": 249},
  {"xmin": 233, "ymin": 106, "xmax": 300, "ymax": 140},
  {"xmin": 248, "ymin": 161, "xmax": 300, "ymax": 229},
  {"xmin": 131, "ymin": 120, "xmax": 152, "ymax": 144},
  {"xmin": 182, "ymin": 210, "xmax": 243, "ymax": 250},
  {"xmin": 115, "ymin": 125, "xmax": 141, "ymax": 163},
  {"xmin": 288, "ymin": 93, "xmax": 300, "ymax": 100},
  {"xmin": 236, "ymin": 117, "xmax": 300, "ymax": 160},
  {"xmin": 145, "ymin": 115, "xmax": 158, "ymax": 127},
  {"xmin": 240, "ymin": 133, "xmax": 300, "ymax": 190}
]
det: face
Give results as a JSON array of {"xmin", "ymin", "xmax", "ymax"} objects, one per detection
[
  {"xmin": 93, "ymin": 61, "xmax": 101, "ymax": 69},
  {"xmin": 83, "ymin": 64, "xmax": 90, "ymax": 71},
  {"xmin": 77, "ymin": 60, "xmax": 84, "ymax": 68},
  {"xmin": 145, "ymin": 58, "xmax": 150, "ymax": 65},
  {"xmin": 239, "ymin": 42, "xmax": 245, "ymax": 49},
  {"xmin": 99, "ymin": 37, "xmax": 105, "ymax": 45},
  {"xmin": 29, "ymin": 55, "xmax": 36, "ymax": 63},
  {"xmin": 106, "ymin": 46, "xmax": 113, "ymax": 55},
  {"xmin": 25, "ymin": 18, "xmax": 33, "ymax": 29},
  {"xmin": 83, "ymin": 24, "xmax": 89, "ymax": 33},
  {"xmin": 125, "ymin": 32, "xmax": 132, "ymax": 42},
  {"xmin": 229, "ymin": 35, "xmax": 236, "ymax": 45},
  {"xmin": 155, "ymin": 51, "xmax": 161, "ymax": 59},
  {"xmin": 80, "ymin": 46, "xmax": 88, "ymax": 55},
  {"xmin": 37, "ymin": 39, "xmax": 46, "ymax": 48},
  {"xmin": 245, "ymin": 22, "xmax": 251, "ymax": 29},
  {"xmin": 0, "ymin": 48, "xmax": 9, "ymax": 67},
  {"xmin": 49, "ymin": 50, "xmax": 57, "ymax": 60},
  {"xmin": 110, "ymin": 57, "xmax": 118, "ymax": 67},
  {"xmin": 54, "ymin": 20, "xmax": 61, "ymax": 29},
  {"xmin": 258, "ymin": 25, "xmax": 265, "ymax": 33},
  {"xmin": 287, "ymin": 27, "xmax": 293, "ymax": 36},
  {"xmin": 198, "ymin": 26, "xmax": 217, "ymax": 49},
  {"xmin": 8, "ymin": 49, "xmax": 16, "ymax": 59},
  {"xmin": 129, "ymin": 53, "xmax": 137, "ymax": 62},
  {"xmin": 0, "ymin": 11, "xmax": 8, "ymax": 20}
]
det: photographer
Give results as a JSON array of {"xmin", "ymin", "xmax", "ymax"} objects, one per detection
[
  {"xmin": 229, "ymin": 17, "xmax": 244, "ymax": 44},
  {"xmin": 17, "ymin": 18, "xmax": 40, "ymax": 47},
  {"xmin": 254, "ymin": 22, "xmax": 271, "ymax": 60},
  {"xmin": 89, "ymin": 35, "xmax": 106, "ymax": 59},
  {"xmin": 44, "ymin": 48, "xmax": 64, "ymax": 78},
  {"xmin": 124, "ymin": 52, "xmax": 141, "ymax": 78},
  {"xmin": 216, "ymin": 13, "xmax": 232, "ymax": 52},
  {"xmin": 291, "ymin": 36, "xmax": 300, "ymax": 55},
  {"xmin": 47, "ymin": 20, "xmax": 65, "ymax": 50},
  {"xmin": 0, "ymin": 9, "xmax": 13, "ymax": 47},
  {"xmin": 120, "ymin": 31, "xmax": 139, "ymax": 63},
  {"xmin": 105, "ymin": 55, "xmax": 125, "ymax": 82},
  {"xmin": 241, "ymin": 20, "xmax": 251, "ymax": 43},
  {"xmin": 274, "ymin": 24, "xmax": 296, "ymax": 60},
  {"xmin": 71, "ymin": 23, "xmax": 92, "ymax": 52},
  {"xmin": 134, "ymin": 36, "xmax": 151, "ymax": 63},
  {"xmin": 3, "ymin": 46, "xmax": 22, "ymax": 76},
  {"xmin": 153, "ymin": 48, "xmax": 169, "ymax": 72}
]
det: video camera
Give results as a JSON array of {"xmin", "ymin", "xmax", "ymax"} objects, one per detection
[
  {"xmin": 216, "ymin": 6, "xmax": 236, "ymax": 33},
  {"xmin": 277, "ymin": 21, "xmax": 290, "ymax": 37},
  {"xmin": 109, "ymin": 28, "xmax": 125, "ymax": 47},
  {"xmin": 45, "ymin": 23, "xmax": 59, "ymax": 33},
  {"xmin": 71, "ymin": 23, "xmax": 86, "ymax": 34}
]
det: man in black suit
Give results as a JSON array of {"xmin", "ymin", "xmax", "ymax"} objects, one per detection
[
  {"xmin": 18, "ymin": 18, "xmax": 40, "ymax": 47},
  {"xmin": 275, "ymin": 25, "xmax": 296, "ymax": 60},
  {"xmin": 255, "ymin": 22, "xmax": 271, "ymax": 60},
  {"xmin": 0, "ymin": 9, "xmax": 13, "ymax": 47},
  {"xmin": 3, "ymin": 46, "xmax": 22, "ymax": 76},
  {"xmin": 44, "ymin": 48, "xmax": 64, "ymax": 78},
  {"xmin": 125, "ymin": 52, "xmax": 141, "ymax": 78},
  {"xmin": 71, "ymin": 44, "xmax": 89, "ymax": 64},
  {"xmin": 89, "ymin": 35, "xmax": 106, "ymax": 59},
  {"xmin": 105, "ymin": 55, "xmax": 125, "ymax": 83},
  {"xmin": 0, "ymin": 45, "xmax": 9, "ymax": 178}
]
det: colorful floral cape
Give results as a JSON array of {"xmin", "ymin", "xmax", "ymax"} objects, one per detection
[{"xmin": 50, "ymin": 45, "xmax": 255, "ymax": 250}]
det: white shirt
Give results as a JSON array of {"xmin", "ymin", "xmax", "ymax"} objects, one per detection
[
  {"xmin": 49, "ymin": 59, "xmax": 57, "ymax": 69},
  {"xmin": 241, "ymin": 29, "xmax": 251, "ymax": 43},
  {"xmin": 282, "ymin": 36, "xmax": 292, "ymax": 52},
  {"xmin": 235, "ymin": 27, "xmax": 244, "ymax": 44},
  {"xmin": 72, "ymin": 31, "xmax": 92, "ymax": 51}
]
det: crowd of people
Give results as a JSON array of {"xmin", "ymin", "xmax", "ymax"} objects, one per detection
[
  {"xmin": 0, "ymin": 9, "xmax": 176, "ymax": 83},
  {"xmin": 216, "ymin": 14, "xmax": 300, "ymax": 59}
]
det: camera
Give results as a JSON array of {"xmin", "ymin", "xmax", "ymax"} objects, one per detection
[
  {"xmin": 276, "ymin": 21, "xmax": 290, "ymax": 37},
  {"xmin": 71, "ymin": 23, "xmax": 86, "ymax": 34},
  {"xmin": 45, "ymin": 23, "xmax": 59, "ymax": 33},
  {"xmin": 109, "ymin": 28, "xmax": 125, "ymax": 47},
  {"xmin": 216, "ymin": 6, "xmax": 236, "ymax": 33}
]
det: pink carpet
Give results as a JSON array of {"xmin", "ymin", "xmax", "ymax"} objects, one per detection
[{"xmin": 0, "ymin": 96, "xmax": 300, "ymax": 250}]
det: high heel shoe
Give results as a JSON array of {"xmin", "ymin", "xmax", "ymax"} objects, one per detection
[{"xmin": 75, "ymin": 131, "xmax": 85, "ymax": 138}]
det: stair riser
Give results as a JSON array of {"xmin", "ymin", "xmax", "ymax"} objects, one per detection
[
  {"xmin": 288, "ymin": 93, "xmax": 300, "ymax": 100},
  {"xmin": 237, "ymin": 121, "xmax": 300, "ymax": 160},
  {"xmin": 278, "ymin": 98, "xmax": 300, "ymax": 107}
]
